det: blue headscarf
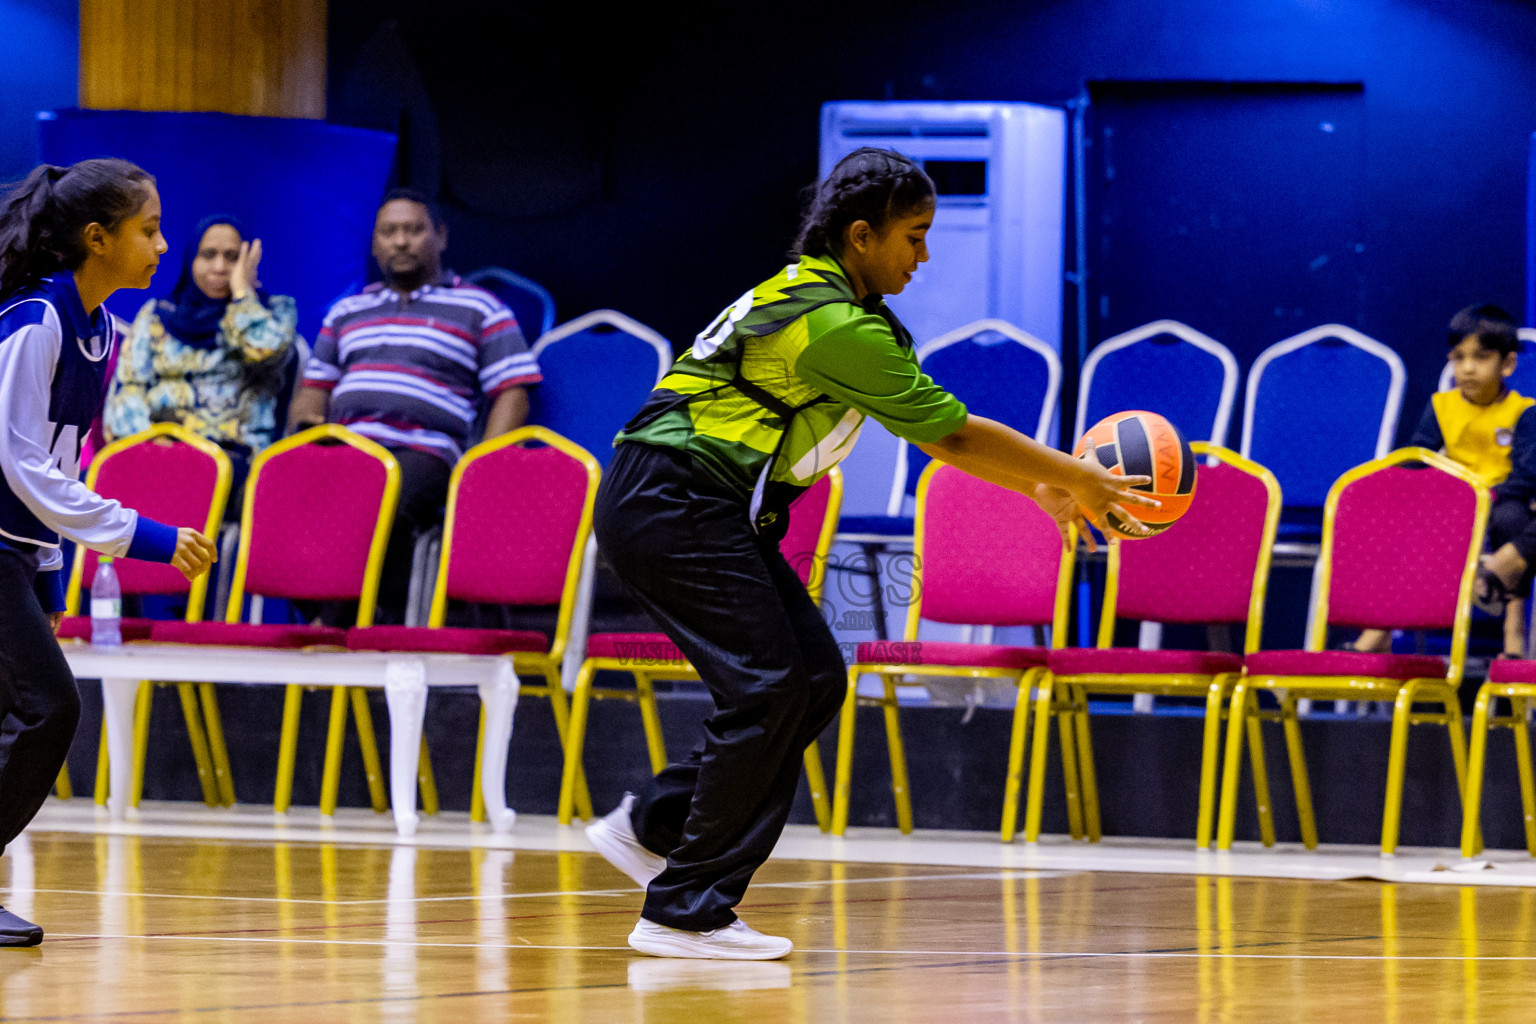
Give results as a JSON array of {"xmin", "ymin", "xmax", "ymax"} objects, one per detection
[{"xmin": 156, "ymin": 214, "xmax": 268, "ymax": 349}]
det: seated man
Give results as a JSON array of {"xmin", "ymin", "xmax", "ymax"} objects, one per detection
[{"xmin": 288, "ymin": 189, "xmax": 541, "ymax": 622}]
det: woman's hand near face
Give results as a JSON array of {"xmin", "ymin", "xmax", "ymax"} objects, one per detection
[{"xmin": 230, "ymin": 239, "xmax": 263, "ymax": 299}]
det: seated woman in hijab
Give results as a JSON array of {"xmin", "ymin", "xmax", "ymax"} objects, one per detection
[{"xmin": 104, "ymin": 214, "xmax": 300, "ymax": 502}]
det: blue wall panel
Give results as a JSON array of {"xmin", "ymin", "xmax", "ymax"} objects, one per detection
[
  {"xmin": 0, "ymin": 0, "xmax": 77, "ymax": 183},
  {"xmin": 38, "ymin": 109, "xmax": 396, "ymax": 344}
]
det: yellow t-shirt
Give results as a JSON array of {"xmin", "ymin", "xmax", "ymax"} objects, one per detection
[{"xmin": 1431, "ymin": 388, "xmax": 1536, "ymax": 486}]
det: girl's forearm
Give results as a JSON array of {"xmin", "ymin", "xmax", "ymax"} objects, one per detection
[{"xmin": 914, "ymin": 415, "xmax": 1089, "ymax": 495}]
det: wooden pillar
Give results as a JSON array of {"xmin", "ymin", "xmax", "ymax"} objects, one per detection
[{"xmin": 79, "ymin": 0, "xmax": 326, "ymax": 119}]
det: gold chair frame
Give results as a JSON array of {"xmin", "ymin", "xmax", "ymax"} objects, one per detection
[
  {"xmin": 834, "ymin": 461, "xmax": 1076, "ymax": 838},
  {"xmin": 1215, "ymin": 447, "xmax": 1486, "ymax": 855},
  {"xmin": 1022, "ymin": 442, "xmax": 1280, "ymax": 848},
  {"xmin": 63, "ymin": 423, "xmax": 233, "ymax": 808}
]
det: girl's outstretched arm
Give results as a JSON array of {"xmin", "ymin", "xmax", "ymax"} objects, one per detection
[{"xmin": 916, "ymin": 414, "xmax": 1157, "ymax": 548}]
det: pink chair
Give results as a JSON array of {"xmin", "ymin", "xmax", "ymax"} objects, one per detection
[
  {"xmin": 1460, "ymin": 658, "xmax": 1536, "ymax": 858},
  {"xmin": 346, "ymin": 426, "xmax": 600, "ymax": 819},
  {"xmin": 149, "ymin": 424, "xmax": 401, "ymax": 814},
  {"xmin": 57, "ymin": 424, "xmax": 233, "ymax": 808},
  {"xmin": 1026, "ymin": 443, "xmax": 1280, "ymax": 847},
  {"xmin": 555, "ymin": 470, "xmax": 843, "ymax": 828},
  {"xmin": 1216, "ymin": 447, "xmax": 1487, "ymax": 855},
  {"xmin": 835, "ymin": 463, "xmax": 1075, "ymax": 837}
]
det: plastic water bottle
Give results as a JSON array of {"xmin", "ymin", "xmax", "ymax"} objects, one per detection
[{"xmin": 90, "ymin": 556, "xmax": 122, "ymax": 648}]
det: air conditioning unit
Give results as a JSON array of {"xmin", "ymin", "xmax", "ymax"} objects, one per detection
[{"xmin": 820, "ymin": 101, "xmax": 1067, "ymax": 514}]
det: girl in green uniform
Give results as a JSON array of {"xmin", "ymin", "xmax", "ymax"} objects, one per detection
[{"xmin": 587, "ymin": 147, "xmax": 1153, "ymax": 960}]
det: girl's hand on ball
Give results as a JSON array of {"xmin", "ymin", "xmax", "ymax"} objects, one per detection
[
  {"xmin": 1032, "ymin": 483, "xmax": 1097, "ymax": 552},
  {"xmin": 1075, "ymin": 438, "xmax": 1159, "ymax": 537}
]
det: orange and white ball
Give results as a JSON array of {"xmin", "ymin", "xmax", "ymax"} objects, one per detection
[{"xmin": 1073, "ymin": 410, "xmax": 1197, "ymax": 539}]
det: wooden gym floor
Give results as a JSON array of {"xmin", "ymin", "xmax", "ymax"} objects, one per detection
[{"xmin": 4, "ymin": 804, "xmax": 1536, "ymax": 1022}]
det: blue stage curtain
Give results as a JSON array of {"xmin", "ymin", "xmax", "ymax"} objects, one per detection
[{"xmin": 39, "ymin": 109, "xmax": 396, "ymax": 344}]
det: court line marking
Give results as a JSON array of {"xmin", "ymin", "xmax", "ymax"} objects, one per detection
[
  {"xmin": 32, "ymin": 874, "xmax": 1145, "ymax": 945},
  {"xmin": 1, "ymin": 870, "xmax": 1061, "ymax": 907},
  {"xmin": 24, "ymin": 808, "xmax": 1536, "ymax": 891},
  {"xmin": 2, "ymin": 886, "xmax": 638, "ymax": 906},
  {"xmin": 39, "ymin": 931, "xmax": 1536, "ymax": 961},
  {"xmin": 37, "ymin": 887, "xmax": 1208, "ymax": 945},
  {"xmin": 0, "ymin": 937, "xmax": 1505, "ymax": 1024},
  {"xmin": 754, "ymin": 870, "xmax": 1069, "ymax": 889}
]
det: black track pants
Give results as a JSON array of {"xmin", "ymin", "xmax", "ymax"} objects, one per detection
[
  {"xmin": 0, "ymin": 547, "xmax": 81, "ymax": 859},
  {"xmin": 593, "ymin": 442, "xmax": 845, "ymax": 931}
]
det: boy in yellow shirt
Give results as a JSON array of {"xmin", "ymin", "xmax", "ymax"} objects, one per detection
[{"xmin": 1357, "ymin": 305, "xmax": 1534, "ymax": 657}]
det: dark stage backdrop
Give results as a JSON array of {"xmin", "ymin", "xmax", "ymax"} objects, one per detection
[
  {"xmin": 1088, "ymin": 83, "xmax": 1368, "ymax": 370},
  {"xmin": 327, "ymin": 0, "xmax": 1536, "ymax": 441}
]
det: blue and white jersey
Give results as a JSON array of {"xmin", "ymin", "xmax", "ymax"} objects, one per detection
[{"xmin": 0, "ymin": 275, "xmax": 177, "ymax": 576}]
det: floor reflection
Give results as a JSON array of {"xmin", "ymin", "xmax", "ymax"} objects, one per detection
[{"xmin": 627, "ymin": 958, "xmax": 792, "ymax": 992}]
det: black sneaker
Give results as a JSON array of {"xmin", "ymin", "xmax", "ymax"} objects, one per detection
[{"xmin": 0, "ymin": 906, "xmax": 43, "ymax": 947}]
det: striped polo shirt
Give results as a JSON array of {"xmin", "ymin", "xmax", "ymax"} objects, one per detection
[{"xmin": 304, "ymin": 274, "xmax": 541, "ymax": 461}]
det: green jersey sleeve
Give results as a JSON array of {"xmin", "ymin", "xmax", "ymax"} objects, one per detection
[{"xmin": 793, "ymin": 304, "xmax": 968, "ymax": 444}]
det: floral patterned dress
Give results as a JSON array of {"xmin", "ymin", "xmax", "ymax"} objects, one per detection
[{"xmin": 104, "ymin": 293, "xmax": 301, "ymax": 454}]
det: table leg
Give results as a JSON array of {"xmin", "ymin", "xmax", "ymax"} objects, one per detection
[
  {"xmin": 383, "ymin": 660, "xmax": 428, "ymax": 837},
  {"xmin": 477, "ymin": 659, "xmax": 521, "ymax": 833},
  {"xmin": 101, "ymin": 676, "xmax": 140, "ymax": 820}
]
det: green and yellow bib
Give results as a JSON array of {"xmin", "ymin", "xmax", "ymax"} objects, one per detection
[{"xmin": 616, "ymin": 254, "xmax": 966, "ymax": 528}]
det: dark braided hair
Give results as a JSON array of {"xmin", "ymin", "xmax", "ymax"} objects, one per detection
[
  {"xmin": 790, "ymin": 148, "xmax": 935, "ymax": 259},
  {"xmin": 0, "ymin": 158, "xmax": 156, "ymax": 301}
]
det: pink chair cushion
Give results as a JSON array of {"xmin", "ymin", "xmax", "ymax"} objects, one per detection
[
  {"xmin": 55, "ymin": 616, "xmax": 155, "ymax": 643},
  {"xmin": 585, "ymin": 632, "xmax": 686, "ymax": 662},
  {"xmin": 445, "ymin": 444, "xmax": 591, "ymax": 605},
  {"xmin": 1485, "ymin": 660, "xmax": 1536, "ymax": 684},
  {"xmin": 81, "ymin": 438, "xmax": 224, "ymax": 597},
  {"xmin": 150, "ymin": 621, "xmax": 347, "ymax": 648},
  {"xmin": 345, "ymin": 625, "xmax": 546, "ymax": 655},
  {"xmin": 854, "ymin": 640, "xmax": 1049, "ymax": 669},
  {"xmin": 919, "ymin": 466, "xmax": 1063, "ymax": 626},
  {"xmin": 1243, "ymin": 649, "xmax": 1448, "ymax": 680},
  {"xmin": 1327, "ymin": 465, "xmax": 1479, "ymax": 630},
  {"xmin": 1115, "ymin": 463, "xmax": 1270, "ymax": 624},
  {"xmin": 1048, "ymin": 648, "xmax": 1244, "ymax": 676},
  {"xmin": 244, "ymin": 440, "xmax": 392, "ymax": 601}
]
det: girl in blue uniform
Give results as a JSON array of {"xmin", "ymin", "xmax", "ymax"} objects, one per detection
[{"xmin": 0, "ymin": 160, "xmax": 217, "ymax": 946}]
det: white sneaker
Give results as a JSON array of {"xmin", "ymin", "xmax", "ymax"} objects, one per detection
[
  {"xmin": 628, "ymin": 918, "xmax": 793, "ymax": 960},
  {"xmin": 585, "ymin": 793, "xmax": 666, "ymax": 889}
]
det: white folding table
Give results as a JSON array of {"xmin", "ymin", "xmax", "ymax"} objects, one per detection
[{"xmin": 61, "ymin": 643, "xmax": 520, "ymax": 837}]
